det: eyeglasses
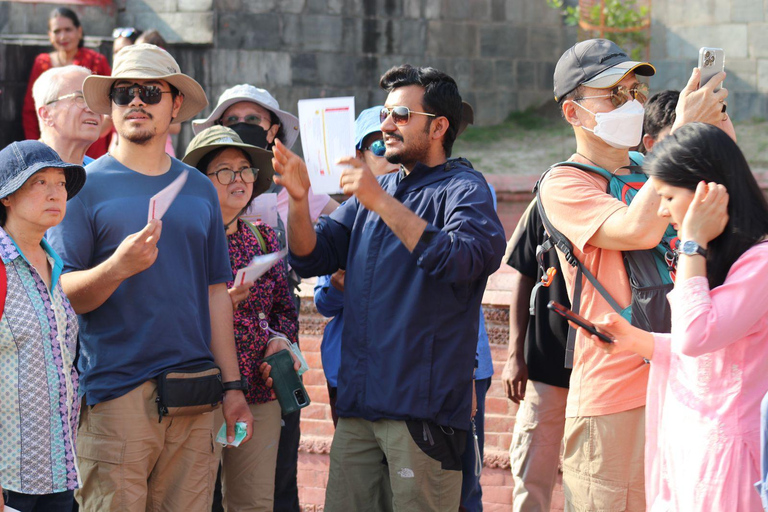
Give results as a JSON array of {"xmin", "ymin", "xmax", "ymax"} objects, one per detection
[
  {"xmin": 112, "ymin": 27, "xmax": 137, "ymax": 39},
  {"xmin": 363, "ymin": 139, "xmax": 386, "ymax": 157},
  {"xmin": 218, "ymin": 115, "xmax": 267, "ymax": 128},
  {"xmin": 46, "ymin": 92, "xmax": 88, "ymax": 109},
  {"xmin": 379, "ymin": 106, "xmax": 436, "ymax": 125},
  {"xmin": 110, "ymin": 84, "xmax": 173, "ymax": 106},
  {"xmin": 207, "ymin": 167, "xmax": 259, "ymax": 185},
  {"xmin": 575, "ymin": 83, "xmax": 649, "ymax": 108}
]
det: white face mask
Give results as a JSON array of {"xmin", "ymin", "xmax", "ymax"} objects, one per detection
[{"xmin": 574, "ymin": 99, "xmax": 645, "ymax": 149}]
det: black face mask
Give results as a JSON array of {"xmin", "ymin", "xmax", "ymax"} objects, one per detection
[{"xmin": 229, "ymin": 123, "xmax": 271, "ymax": 150}]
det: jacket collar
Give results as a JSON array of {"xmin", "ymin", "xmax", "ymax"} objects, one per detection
[{"xmin": 387, "ymin": 158, "xmax": 475, "ymax": 194}]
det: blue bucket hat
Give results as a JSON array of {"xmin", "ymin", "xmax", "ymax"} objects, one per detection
[
  {"xmin": 0, "ymin": 141, "xmax": 86, "ymax": 199},
  {"xmin": 355, "ymin": 106, "xmax": 384, "ymax": 150}
]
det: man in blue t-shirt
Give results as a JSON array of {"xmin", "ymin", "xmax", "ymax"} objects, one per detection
[{"xmin": 47, "ymin": 44, "xmax": 253, "ymax": 511}]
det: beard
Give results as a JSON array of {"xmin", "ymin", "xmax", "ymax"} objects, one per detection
[
  {"xmin": 385, "ymin": 133, "xmax": 430, "ymax": 167},
  {"xmin": 117, "ymin": 108, "xmax": 160, "ymax": 145}
]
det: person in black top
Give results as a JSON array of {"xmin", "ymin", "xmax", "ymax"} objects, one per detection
[{"xmin": 501, "ymin": 199, "xmax": 571, "ymax": 512}]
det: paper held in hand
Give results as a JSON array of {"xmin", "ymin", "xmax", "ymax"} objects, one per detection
[
  {"xmin": 234, "ymin": 248, "xmax": 289, "ymax": 287},
  {"xmin": 297, "ymin": 97, "xmax": 355, "ymax": 195},
  {"xmin": 148, "ymin": 170, "xmax": 189, "ymax": 222}
]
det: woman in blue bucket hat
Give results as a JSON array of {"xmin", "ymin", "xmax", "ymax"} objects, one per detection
[{"xmin": 0, "ymin": 140, "xmax": 85, "ymax": 511}]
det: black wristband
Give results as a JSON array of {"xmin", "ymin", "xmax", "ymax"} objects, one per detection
[{"xmin": 222, "ymin": 376, "xmax": 248, "ymax": 392}]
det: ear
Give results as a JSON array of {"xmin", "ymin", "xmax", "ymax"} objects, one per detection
[
  {"xmin": 356, "ymin": 149, "xmax": 364, "ymax": 160},
  {"xmin": 430, "ymin": 116, "xmax": 450, "ymax": 141},
  {"xmin": 171, "ymin": 93, "xmax": 184, "ymax": 120},
  {"xmin": 642, "ymin": 133, "xmax": 655, "ymax": 153},
  {"xmin": 562, "ymin": 100, "xmax": 582, "ymax": 128},
  {"xmin": 38, "ymin": 105, "xmax": 54, "ymax": 127},
  {"xmin": 77, "ymin": 26, "xmax": 83, "ymax": 42},
  {"xmin": 267, "ymin": 124, "xmax": 280, "ymax": 144},
  {"xmin": 1, "ymin": 196, "xmax": 10, "ymax": 207}
]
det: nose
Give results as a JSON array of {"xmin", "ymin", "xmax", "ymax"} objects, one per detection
[
  {"xmin": 380, "ymin": 112, "xmax": 396, "ymax": 132},
  {"xmin": 657, "ymin": 204, "xmax": 669, "ymax": 218},
  {"xmin": 128, "ymin": 89, "xmax": 145, "ymax": 107}
]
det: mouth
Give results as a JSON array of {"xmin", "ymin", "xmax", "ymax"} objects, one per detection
[
  {"xmin": 383, "ymin": 135, "xmax": 403, "ymax": 146},
  {"xmin": 230, "ymin": 188, "xmax": 247, "ymax": 196},
  {"xmin": 83, "ymin": 119, "xmax": 99, "ymax": 126},
  {"xmin": 671, "ymin": 222, "xmax": 679, "ymax": 230}
]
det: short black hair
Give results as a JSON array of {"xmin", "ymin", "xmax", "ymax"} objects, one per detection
[
  {"xmin": 49, "ymin": 7, "xmax": 84, "ymax": 48},
  {"xmin": 643, "ymin": 90, "xmax": 679, "ymax": 142},
  {"xmin": 379, "ymin": 64, "xmax": 462, "ymax": 157},
  {"xmin": 557, "ymin": 85, "xmax": 583, "ymax": 120}
]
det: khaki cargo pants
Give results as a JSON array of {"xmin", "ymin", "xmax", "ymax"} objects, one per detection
[{"xmin": 75, "ymin": 381, "xmax": 218, "ymax": 512}]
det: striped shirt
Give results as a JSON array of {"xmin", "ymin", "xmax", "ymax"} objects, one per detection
[{"xmin": 0, "ymin": 226, "xmax": 80, "ymax": 493}]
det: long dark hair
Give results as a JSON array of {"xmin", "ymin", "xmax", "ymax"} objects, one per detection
[
  {"xmin": 645, "ymin": 122, "xmax": 768, "ymax": 288},
  {"xmin": 49, "ymin": 7, "xmax": 84, "ymax": 49}
]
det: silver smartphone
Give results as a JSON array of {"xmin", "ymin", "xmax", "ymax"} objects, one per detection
[{"xmin": 698, "ymin": 47, "xmax": 725, "ymax": 92}]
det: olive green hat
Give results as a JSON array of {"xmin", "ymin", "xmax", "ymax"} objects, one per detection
[{"xmin": 182, "ymin": 125, "xmax": 274, "ymax": 198}]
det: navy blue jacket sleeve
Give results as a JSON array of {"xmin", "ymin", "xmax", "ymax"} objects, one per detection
[
  {"xmin": 411, "ymin": 178, "xmax": 506, "ymax": 284},
  {"xmin": 288, "ymin": 197, "xmax": 359, "ymax": 278},
  {"xmin": 313, "ymin": 274, "xmax": 345, "ymax": 318}
]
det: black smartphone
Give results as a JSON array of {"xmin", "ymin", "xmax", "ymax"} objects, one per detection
[
  {"xmin": 547, "ymin": 301, "xmax": 614, "ymax": 344},
  {"xmin": 262, "ymin": 349, "xmax": 311, "ymax": 415}
]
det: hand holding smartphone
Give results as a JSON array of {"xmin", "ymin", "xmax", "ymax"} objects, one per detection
[{"xmin": 547, "ymin": 301, "xmax": 614, "ymax": 344}]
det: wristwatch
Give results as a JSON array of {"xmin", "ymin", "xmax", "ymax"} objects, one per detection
[
  {"xmin": 222, "ymin": 376, "xmax": 248, "ymax": 392},
  {"xmin": 679, "ymin": 240, "xmax": 707, "ymax": 258}
]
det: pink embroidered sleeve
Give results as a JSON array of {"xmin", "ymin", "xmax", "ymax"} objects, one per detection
[{"xmin": 667, "ymin": 245, "xmax": 768, "ymax": 357}]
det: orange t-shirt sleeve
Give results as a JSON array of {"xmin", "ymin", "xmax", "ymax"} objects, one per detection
[{"xmin": 539, "ymin": 167, "xmax": 627, "ymax": 252}]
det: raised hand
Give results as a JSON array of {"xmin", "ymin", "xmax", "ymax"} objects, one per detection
[
  {"xmin": 337, "ymin": 156, "xmax": 387, "ymax": 211},
  {"xmin": 272, "ymin": 138, "xmax": 311, "ymax": 200},
  {"xmin": 674, "ymin": 68, "xmax": 729, "ymax": 129}
]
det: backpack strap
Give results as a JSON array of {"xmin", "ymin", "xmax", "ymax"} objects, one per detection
[
  {"xmin": 242, "ymin": 220, "xmax": 268, "ymax": 254},
  {"xmin": 534, "ymin": 162, "xmax": 625, "ymax": 368}
]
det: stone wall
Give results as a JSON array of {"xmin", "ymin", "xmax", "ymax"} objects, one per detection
[
  {"xmin": 650, "ymin": 0, "xmax": 768, "ymax": 120},
  {"xmin": 0, "ymin": 0, "xmax": 577, "ymax": 150}
]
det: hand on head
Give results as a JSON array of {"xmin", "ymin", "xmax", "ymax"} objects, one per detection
[{"xmin": 680, "ymin": 181, "xmax": 729, "ymax": 244}]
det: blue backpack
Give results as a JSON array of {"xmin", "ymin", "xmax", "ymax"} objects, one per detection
[{"xmin": 535, "ymin": 152, "xmax": 677, "ymax": 368}]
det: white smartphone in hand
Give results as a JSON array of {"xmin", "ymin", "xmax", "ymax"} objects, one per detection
[{"xmin": 698, "ymin": 47, "xmax": 725, "ymax": 92}]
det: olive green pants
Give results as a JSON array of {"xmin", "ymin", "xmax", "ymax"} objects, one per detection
[{"xmin": 324, "ymin": 417, "xmax": 464, "ymax": 512}]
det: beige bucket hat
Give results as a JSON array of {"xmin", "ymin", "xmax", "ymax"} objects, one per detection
[
  {"xmin": 182, "ymin": 125, "xmax": 275, "ymax": 198},
  {"xmin": 82, "ymin": 43, "xmax": 208, "ymax": 123}
]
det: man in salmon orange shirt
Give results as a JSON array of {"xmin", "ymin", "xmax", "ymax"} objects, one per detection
[{"xmin": 539, "ymin": 39, "xmax": 731, "ymax": 510}]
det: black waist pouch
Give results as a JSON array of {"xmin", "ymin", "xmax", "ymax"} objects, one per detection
[{"xmin": 156, "ymin": 363, "xmax": 223, "ymax": 421}]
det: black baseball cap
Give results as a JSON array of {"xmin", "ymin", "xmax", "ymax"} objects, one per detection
[{"xmin": 553, "ymin": 39, "xmax": 656, "ymax": 102}]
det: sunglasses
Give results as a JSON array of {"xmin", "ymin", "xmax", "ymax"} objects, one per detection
[
  {"xmin": 112, "ymin": 27, "xmax": 137, "ymax": 39},
  {"xmin": 575, "ymin": 83, "xmax": 649, "ymax": 108},
  {"xmin": 46, "ymin": 92, "xmax": 87, "ymax": 109},
  {"xmin": 379, "ymin": 106, "xmax": 436, "ymax": 125},
  {"xmin": 110, "ymin": 84, "xmax": 173, "ymax": 106},
  {"xmin": 207, "ymin": 167, "xmax": 259, "ymax": 185},
  {"xmin": 219, "ymin": 115, "xmax": 266, "ymax": 128},
  {"xmin": 363, "ymin": 139, "xmax": 386, "ymax": 157}
]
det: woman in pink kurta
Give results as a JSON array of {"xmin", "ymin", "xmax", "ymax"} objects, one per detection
[{"xmin": 585, "ymin": 123, "xmax": 768, "ymax": 511}]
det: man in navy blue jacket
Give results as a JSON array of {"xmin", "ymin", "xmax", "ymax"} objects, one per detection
[{"xmin": 272, "ymin": 65, "xmax": 506, "ymax": 511}]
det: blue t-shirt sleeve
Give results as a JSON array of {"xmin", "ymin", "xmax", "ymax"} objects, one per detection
[
  {"xmin": 48, "ymin": 194, "xmax": 94, "ymax": 273},
  {"xmin": 206, "ymin": 193, "xmax": 231, "ymax": 285},
  {"xmin": 314, "ymin": 274, "xmax": 345, "ymax": 318}
]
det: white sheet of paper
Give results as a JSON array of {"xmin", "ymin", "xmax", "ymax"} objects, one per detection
[
  {"xmin": 5, "ymin": 506, "xmax": 22, "ymax": 512},
  {"xmin": 234, "ymin": 248, "xmax": 288, "ymax": 287},
  {"xmin": 297, "ymin": 97, "xmax": 355, "ymax": 195},
  {"xmin": 148, "ymin": 170, "xmax": 189, "ymax": 222},
  {"xmin": 241, "ymin": 193, "xmax": 279, "ymax": 228}
]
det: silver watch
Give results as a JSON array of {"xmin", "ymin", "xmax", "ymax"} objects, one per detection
[{"xmin": 680, "ymin": 240, "xmax": 707, "ymax": 257}]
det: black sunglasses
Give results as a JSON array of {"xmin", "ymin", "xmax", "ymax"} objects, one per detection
[{"xmin": 110, "ymin": 84, "xmax": 172, "ymax": 106}]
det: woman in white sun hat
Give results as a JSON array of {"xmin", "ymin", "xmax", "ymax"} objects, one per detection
[{"xmin": 193, "ymin": 84, "xmax": 339, "ymax": 222}]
